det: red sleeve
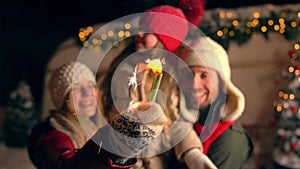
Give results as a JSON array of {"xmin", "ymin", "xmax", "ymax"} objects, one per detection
[{"xmin": 29, "ymin": 127, "xmax": 136, "ymax": 169}]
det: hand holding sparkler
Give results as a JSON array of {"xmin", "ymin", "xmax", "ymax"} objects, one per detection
[{"xmin": 109, "ymin": 101, "xmax": 168, "ymax": 153}]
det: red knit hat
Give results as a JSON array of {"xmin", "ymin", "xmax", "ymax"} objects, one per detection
[{"xmin": 140, "ymin": 5, "xmax": 188, "ymax": 52}]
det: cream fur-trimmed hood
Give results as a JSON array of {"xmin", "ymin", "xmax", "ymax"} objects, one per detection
[{"xmin": 181, "ymin": 36, "xmax": 245, "ymax": 122}]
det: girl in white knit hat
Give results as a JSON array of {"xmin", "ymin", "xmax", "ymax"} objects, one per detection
[{"xmin": 28, "ymin": 61, "xmax": 167, "ymax": 169}]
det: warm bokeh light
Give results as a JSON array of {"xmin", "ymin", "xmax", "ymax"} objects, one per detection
[
  {"xmin": 118, "ymin": 31, "xmax": 125, "ymax": 38},
  {"xmin": 295, "ymin": 43, "xmax": 300, "ymax": 50},
  {"xmin": 107, "ymin": 31, "xmax": 114, "ymax": 37},
  {"xmin": 101, "ymin": 34, "xmax": 107, "ymax": 40},
  {"xmin": 232, "ymin": 20, "xmax": 239, "ymax": 27},
  {"xmin": 274, "ymin": 25, "xmax": 280, "ymax": 31},
  {"xmin": 125, "ymin": 31, "xmax": 131, "ymax": 37},
  {"xmin": 289, "ymin": 66, "xmax": 295, "ymax": 72},
  {"xmin": 268, "ymin": 20, "xmax": 274, "ymax": 26},
  {"xmin": 226, "ymin": 12, "xmax": 233, "ymax": 18},
  {"xmin": 124, "ymin": 23, "xmax": 131, "ymax": 29},
  {"xmin": 217, "ymin": 30, "xmax": 223, "ymax": 37},
  {"xmin": 261, "ymin": 26, "xmax": 267, "ymax": 32},
  {"xmin": 289, "ymin": 94, "xmax": 295, "ymax": 100},
  {"xmin": 279, "ymin": 91, "xmax": 284, "ymax": 97},
  {"xmin": 219, "ymin": 12, "xmax": 225, "ymax": 18},
  {"xmin": 223, "ymin": 28, "xmax": 228, "ymax": 34},
  {"xmin": 253, "ymin": 12, "xmax": 260, "ymax": 18},
  {"xmin": 283, "ymin": 93, "xmax": 289, "ymax": 100},
  {"xmin": 277, "ymin": 105, "xmax": 283, "ymax": 112}
]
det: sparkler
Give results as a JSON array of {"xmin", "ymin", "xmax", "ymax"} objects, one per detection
[
  {"xmin": 146, "ymin": 58, "xmax": 164, "ymax": 102},
  {"xmin": 128, "ymin": 58, "xmax": 164, "ymax": 102}
]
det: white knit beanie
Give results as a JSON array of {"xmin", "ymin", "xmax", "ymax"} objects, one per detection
[
  {"xmin": 48, "ymin": 62, "xmax": 96, "ymax": 109},
  {"xmin": 182, "ymin": 37, "xmax": 245, "ymax": 121}
]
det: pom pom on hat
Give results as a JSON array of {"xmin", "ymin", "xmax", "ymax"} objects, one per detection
[
  {"xmin": 48, "ymin": 62, "xmax": 96, "ymax": 109},
  {"xmin": 141, "ymin": 5, "xmax": 189, "ymax": 52},
  {"xmin": 179, "ymin": 0, "xmax": 206, "ymax": 26}
]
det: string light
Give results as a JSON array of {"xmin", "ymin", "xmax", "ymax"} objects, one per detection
[
  {"xmin": 274, "ymin": 25, "xmax": 280, "ymax": 31},
  {"xmin": 118, "ymin": 31, "xmax": 125, "ymax": 38},
  {"xmin": 232, "ymin": 20, "xmax": 239, "ymax": 27},
  {"xmin": 86, "ymin": 26, "xmax": 93, "ymax": 33},
  {"xmin": 125, "ymin": 31, "xmax": 131, "ymax": 37},
  {"xmin": 279, "ymin": 29, "xmax": 285, "ymax": 34},
  {"xmin": 77, "ymin": 7, "xmax": 299, "ymax": 52},
  {"xmin": 198, "ymin": 7, "xmax": 299, "ymax": 49},
  {"xmin": 289, "ymin": 66, "xmax": 295, "ymax": 73},
  {"xmin": 229, "ymin": 31, "xmax": 235, "ymax": 36},
  {"xmin": 277, "ymin": 104, "xmax": 283, "ymax": 112},
  {"xmin": 245, "ymin": 28, "xmax": 251, "ymax": 34},
  {"xmin": 113, "ymin": 41, "xmax": 119, "ymax": 47},
  {"xmin": 101, "ymin": 34, "xmax": 107, "ymax": 40},
  {"xmin": 268, "ymin": 20, "xmax": 274, "ymax": 26},
  {"xmin": 283, "ymin": 93, "xmax": 289, "ymax": 100},
  {"xmin": 253, "ymin": 12, "xmax": 260, "ymax": 19},
  {"xmin": 295, "ymin": 43, "xmax": 300, "ymax": 50},
  {"xmin": 289, "ymin": 94, "xmax": 295, "ymax": 100},
  {"xmin": 223, "ymin": 28, "xmax": 228, "ymax": 34},
  {"xmin": 219, "ymin": 12, "xmax": 225, "ymax": 18},
  {"xmin": 107, "ymin": 31, "xmax": 114, "ymax": 37},
  {"xmin": 124, "ymin": 23, "xmax": 131, "ymax": 29},
  {"xmin": 226, "ymin": 12, "xmax": 233, "ymax": 18},
  {"xmin": 279, "ymin": 91, "xmax": 284, "ymax": 97},
  {"xmin": 261, "ymin": 26, "xmax": 267, "ymax": 32},
  {"xmin": 217, "ymin": 30, "xmax": 223, "ymax": 37}
]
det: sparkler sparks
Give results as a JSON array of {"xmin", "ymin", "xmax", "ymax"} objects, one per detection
[
  {"xmin": 128, "ymin": 58, "xmax": 165, "ymax": 102},
  {"xmin": 128, "ymin": 66, "xmax": 141, "ymax": 90}
]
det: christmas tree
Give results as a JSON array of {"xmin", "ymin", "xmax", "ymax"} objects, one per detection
[
  {"xmin": 270, "ymin": 41, "xmax": 300, "ymax": 168},
  {"xmin": 3, "ymin": 80, "xmax": 36, "ymax": 147}
]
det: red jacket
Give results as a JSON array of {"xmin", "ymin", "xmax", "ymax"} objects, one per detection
[{"xmin": 28, "ymin": 121, "xmax": 136, "ymax": 169}]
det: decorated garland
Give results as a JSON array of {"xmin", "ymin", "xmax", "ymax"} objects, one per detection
[
  {"xmin": 200, "ymin": 4, "xmax": 300, "ymax": 49},
  {"xmin": 77, "ymin": 4, "xmax": 300, "ymax": 50}
]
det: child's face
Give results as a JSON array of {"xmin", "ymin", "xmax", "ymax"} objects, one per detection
[{"xmin": 134, "ymin": 32, "xmax": 158, "ymax": 51}]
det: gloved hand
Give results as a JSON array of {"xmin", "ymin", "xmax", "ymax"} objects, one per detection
[
  {"xmin": 110, "ymin": 101, "xmax": 168, "ymax": 154},
  {"xmin": 184, "ymin": 148, "xmax": 218, "ymax": 169}
]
